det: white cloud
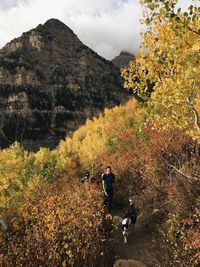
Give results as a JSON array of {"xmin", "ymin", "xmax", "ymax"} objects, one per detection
[
  {"xmin": 0, "ymin": 0, "xmax": 194, "ymax": 60},
  {"xmin": 0, "ymin": 0, "xmax": 142, "ymax": 60}
]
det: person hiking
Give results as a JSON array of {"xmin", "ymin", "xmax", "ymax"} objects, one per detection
[{"xmin": 102, "ymin": 166, "xmax": 115, "ymax": 213}]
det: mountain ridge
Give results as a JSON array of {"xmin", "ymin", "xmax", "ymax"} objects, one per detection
[
  {"xmin": 0, "ymin": 18, "xmax": 131, "ymax": 150},
  {"xmin": 112, "ymin": 51, "xmax": 135, "ymax": 68}
]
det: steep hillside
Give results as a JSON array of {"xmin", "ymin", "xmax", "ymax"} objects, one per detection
[{"xmin": 0, "ymin": 18, "xmax": 131, "ymax": 149}]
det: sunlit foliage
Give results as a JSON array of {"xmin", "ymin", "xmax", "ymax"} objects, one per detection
[
  {"xmin": 0, "ymin": 1, "xmax": 199, "ymax": 266},
  {"xmin": 122, "ymin": 0, "xmax": 200, "ymax": 141}
]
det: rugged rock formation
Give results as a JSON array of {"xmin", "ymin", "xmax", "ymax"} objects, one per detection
[
  {"xmin": 0, "ymin": 19, "xmax": 131, "ymax": 150},
  {"xmin": 112, "ymin": 51, "xmax": 135, "ymax": 69}
]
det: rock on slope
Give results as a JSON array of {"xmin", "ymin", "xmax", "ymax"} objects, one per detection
[
  {"xmin": 113, "ymin": 259, "xmax": 147, "ymax": 267},
  {"xmin": 0, "ymin": 19, "xmax": 131, "ymax": 149},
  {"xmin": 112, "ymin": 51, "xmax": 135, "ymax": 68}
]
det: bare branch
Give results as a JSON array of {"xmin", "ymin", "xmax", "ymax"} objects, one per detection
[
  {"xmin": 186, "ymin": 97, "xmax": 200, "ymax": 130},
  {"xmin": 0, "ymin": 130, "xmax": 11, "ymax": 144},
  {"xmin": 0, "ymin": 218, "xmax": 8, "ymax": 232},
  {"xmin": 191, "ymin": 106, "xmax": 200, "ymax": 130},
  {"xmin": 161, "ymin": 156, "xmax": 199, "ymax": 181}
]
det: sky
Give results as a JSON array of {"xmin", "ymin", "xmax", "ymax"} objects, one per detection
[{"xmin": 0, "ymin": 0, "xmax": 195, "ymax": 60}]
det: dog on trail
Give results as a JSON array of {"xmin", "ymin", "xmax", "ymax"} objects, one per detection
[{"xmin": 121, "ymin": 199, "xmax": 137, "ymax": 244}]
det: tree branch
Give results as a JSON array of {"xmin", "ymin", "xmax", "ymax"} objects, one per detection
[
  {"xmin": 191, "ymin": 106, "xmax": 200, "ymax": 130},
  {"xmin": 161, "ymin": 156, "xmax": 199, "ymax": 181},
  {"xmin": 0, "ymin": 218, "xmax": 8, "ymax": 232},
  {"xmin": 186, "ymin": 97, "xmax": 200, "ymax": 130}
]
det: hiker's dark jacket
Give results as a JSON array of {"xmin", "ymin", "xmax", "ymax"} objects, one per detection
[{"xmin": 102, "ymin": 173, "xmax": 115, "ymax": 190}]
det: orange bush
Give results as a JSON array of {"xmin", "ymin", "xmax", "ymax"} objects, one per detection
[{"xmin": 0, "ymin": 178, "xmax": 104, "ymax": 267}]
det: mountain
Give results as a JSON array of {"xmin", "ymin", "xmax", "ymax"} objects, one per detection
[
  {"xmin": 0, "ymin": 19, "xmax": 131, "ymax": 150},
  {"xmin": 112, "ymin": 51, "xmax": 135, "ymax": 68}
]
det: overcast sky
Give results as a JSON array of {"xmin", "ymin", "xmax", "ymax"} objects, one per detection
[{"xmin": 0, "ymin": 0, "xmax": 194, "ymax": 60}]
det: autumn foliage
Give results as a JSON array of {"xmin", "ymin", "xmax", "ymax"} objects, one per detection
[
  {"xmin": 0, "ymin": 1, "xmax": 199, "ymax": 266},
  {"xmin": 122, "ymin": 0, "xmax": 200, "ymax": 141},
  {"xmin": 0, "ymin": 179, "xmax": 104, "ymax": 267}
]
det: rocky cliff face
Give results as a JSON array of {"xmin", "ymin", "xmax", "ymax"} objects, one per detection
[
  {"xmin": 0, "ymin": 19, "xmax": 131, "ymax": 150},
  {"xmin": 112, "ymin": 51, "xmax": 135, "ymax": 68}
]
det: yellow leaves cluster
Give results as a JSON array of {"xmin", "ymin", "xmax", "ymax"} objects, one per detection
[
  {"xmin": 0, "ymin": 142, "xmax": 63, "ymax": 211},
  {"xmin": 192, "ymin": 42, "xmax": 200, "ymax": 51},
  {"xmin": 0, "ymin": 142, "xmax": 32, "ymax": 209},
  {"xmin": 122, "ymin": 1, "xmax": 200, "ymax": 141},
  {"xmin": 56, "ymin": 99, "xmax": 138, "ymax": 169}
]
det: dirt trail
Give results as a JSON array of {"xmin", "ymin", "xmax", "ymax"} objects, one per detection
[{"xmin": 110, "ymin": 209, "xmax": 161, "ymax": 267}]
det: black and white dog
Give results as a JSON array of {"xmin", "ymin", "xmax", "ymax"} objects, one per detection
[{"xmin": 121, "ymin": 199, "xmax": 137, "ymax": 244}]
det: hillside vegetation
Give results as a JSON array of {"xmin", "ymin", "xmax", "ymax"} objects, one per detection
[{"xmin": 0, "ymin": 0, "xmax": 199, "ymax": 266}]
